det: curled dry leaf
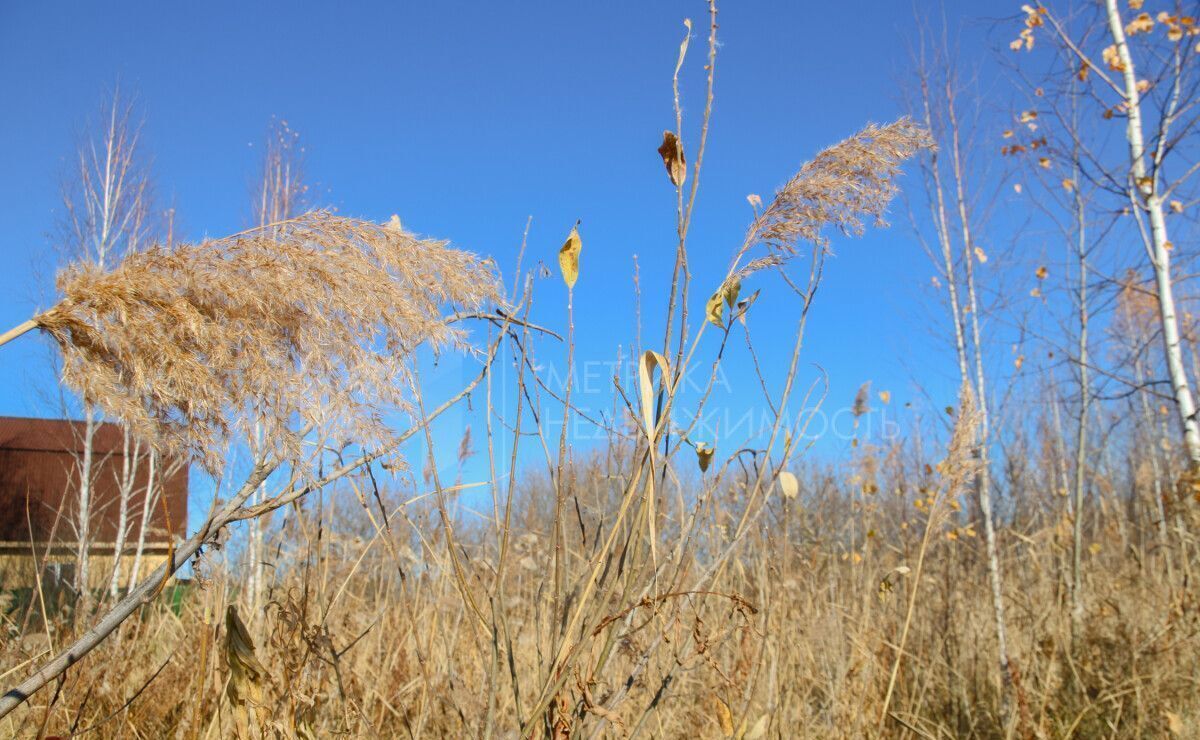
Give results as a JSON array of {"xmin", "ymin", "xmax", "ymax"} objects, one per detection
[
  {"xmin": 558, "ymin": 221, "xmax": 582, "ymax": 289},
  {"xmin": 736, "ymin": 288, "xmax": 761, "ymax": 326},
  {"xmin": 778, "ymin": 470, "xmax": 799, "ymax": 499},
  {"xmin": 696, "ymin": 442, "xmax": 715, "ymax": 473},
  {"xmin": 225, "ymin": 605, "xmax": 266, "ymax": 711},
  {"xmin": 743, "ymin": 714, "xmax": 769, "ymax": 740},
  {"xmin": 711, "ymin": 696, "xmax": 734, "ymax": 737},
  {"xmin": 675, "ymin": 18, "xmax": 692, "ymax": 79},
  {"xmin": 1103, "ymin": 45, "xmax": 1125, "ymax": 71},
  {"xmin": 705, "ymin": 276, "xmax": 741, "ymax": 327},
  {"xmin": 637, "ymin": 350, "xmax": 670, "ymax": 439},
  {"xmin": 657, "ymin": 131, "xmax": 687, "ymax": 188},
  {"xmin": 1126, "ymin": 12, "xmax": 1154, "ymax": 34}
]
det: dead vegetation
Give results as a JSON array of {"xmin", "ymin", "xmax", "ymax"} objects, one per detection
[{"xmin": 2, "ymin": 1, "xmax": 1200, "ymax": 738}]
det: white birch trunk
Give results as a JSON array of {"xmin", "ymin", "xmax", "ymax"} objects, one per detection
[
  {"xmin": 75, "ymin": 407, "xmax": 97, "ymax": 599},
  {"xmin": 128, "ymin": 451, "xmax": 158, "ymax": 589},
  {"xmin": 945, "ymin": 81, "xmax": 1012, "ymax": 694},
  {"xmin": 107, "ymin": 430, "xmax": 132, "ymax": 598},
  {"xmin": 1104, "ymin": 0, "xmax": 1200, "ymax": 468}
]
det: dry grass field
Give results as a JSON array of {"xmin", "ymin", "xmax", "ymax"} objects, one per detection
[{"xmin": 3, "ymin": 1, "xmax": 1200, "ymax": 738}]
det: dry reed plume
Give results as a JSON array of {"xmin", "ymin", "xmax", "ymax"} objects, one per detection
[
  {"xmin": 755, "ymin": 117, "xmax": 934, "ymax": 254},
  {"xmin": 31, "ymin": 211, "xmax": 500, "ymax": 469}
]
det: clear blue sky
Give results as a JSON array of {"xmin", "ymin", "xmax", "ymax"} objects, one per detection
[{"xmin": 0, "ymin": 1, "xmax": 1013, "ymax": 490}]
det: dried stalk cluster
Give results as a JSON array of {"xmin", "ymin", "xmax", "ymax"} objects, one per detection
[{"xmin": 36, "ymin": 211, "xmax": 500, "ymax": 469}]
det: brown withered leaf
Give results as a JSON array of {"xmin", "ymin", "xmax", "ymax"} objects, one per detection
[
  {"xmin": 658, "ymin": 131, "xmax": 687, "ymax": 187},
  {"xmin": 225, "ymin": 605, "xmax": 266, "ymax": 723}
]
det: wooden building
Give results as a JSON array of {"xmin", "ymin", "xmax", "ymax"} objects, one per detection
[{"xmin": 0, "ymin": 416, "xmax": 188, "ymax": 590}]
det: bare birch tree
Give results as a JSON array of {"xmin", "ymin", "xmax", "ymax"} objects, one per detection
[
  {"xmin": 58, "ymin": 88, "xmax": 154, "ymax": 601},
  {"xmin": 246, "ymin": 119, "xmax": 307, "ymax": 616},
  {"xmin": 1028, "ymin": 2, "xmax": 1200, "ymax": 477},
  {"xmin": 909, "ymin": 38, "xmax": 1014, "ymax": 717}
]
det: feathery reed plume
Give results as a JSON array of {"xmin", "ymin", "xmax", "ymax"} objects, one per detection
[
  {"xmin": 756, "ymin": 117, "xmax": 933, "ymax": 253},
  {"xmin": 879, "ymin": 381, "xmax": 980, "ymax": 726},
  {"xmin": 28, "ymin": 211, "xmax": 500, "ymax": 469}
]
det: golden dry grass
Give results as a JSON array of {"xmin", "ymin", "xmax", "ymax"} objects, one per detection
[{"xmin": 2, "ymin": 452, "xmax": 1197, "ymax": 738}]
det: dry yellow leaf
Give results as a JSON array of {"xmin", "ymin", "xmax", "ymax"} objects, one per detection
[
  {"xmin": 1062, "ymin": 178, "xmax": 1075, "ymax": 192},
  {"xmin": 1166, "ymin": 711, "xmax": 1183, "ymax": 736},
  {"xmin": 879, "ymin": 390, "xmax": 891, "ymax": 404},
  {"xmin": 1038, "ymin": 157, "xmax": 1051, "ymax": 169},
  {"xmin": 1130, "ymin": 0, "xmax": 1144, "ymax": 9},
  {"xmin": 743, "ymin": 714, "xmax": 769, "ymax": 740},
  {"xmin": 657, "ymin": 130, "xmax": 687, "ymax": 188},
  {"xmin": 779, "ymin": 470, "xmax": 799, "ymax": 499},
  {"xmin": 706, "ymin": 289, "xmax": 725, "ymax": 326},
  {"xmin": 1036, "ymin": 265, "xmax": 1048, "ymax": 280},
  {"xmin": 558, "ymin": 222, "xmax": 582, "ymax": 289},
  {"xmin": 974, "ymin": 246, "xmax": 988, "ymax": 263},
  {"xmin": 706, "ymin": 277, "xmax": 741, "ymax": 327},
  {"xmin": 637, "ymin": 350, "xmax": 669, "ymax": 438},
  {"xmin": 712, "ymin": 696, "xmax": 734, "ymax": 736},
  {"xmin": 1125, "ymin": 12, "xmax": 1154, "ymax": 34},
  {"xmin": 1171, "ymin": 200, "xmax": 1184, "ymax": 213},
  {"xmin": 724, "ymin": 275, "xmax": 742, "ymax": 309},
  {"xmin": 1103, "ymin": 45, "xmax": 1125, "ymax": 71},
  {"xmin": 696, "ymin": 442, "xmax": 714, "ymax": 473}
]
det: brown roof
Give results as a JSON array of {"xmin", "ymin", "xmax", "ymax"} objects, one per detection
[{"xmin": 0, "ymin": 416, "xmax": 188, "ymax": 552}]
